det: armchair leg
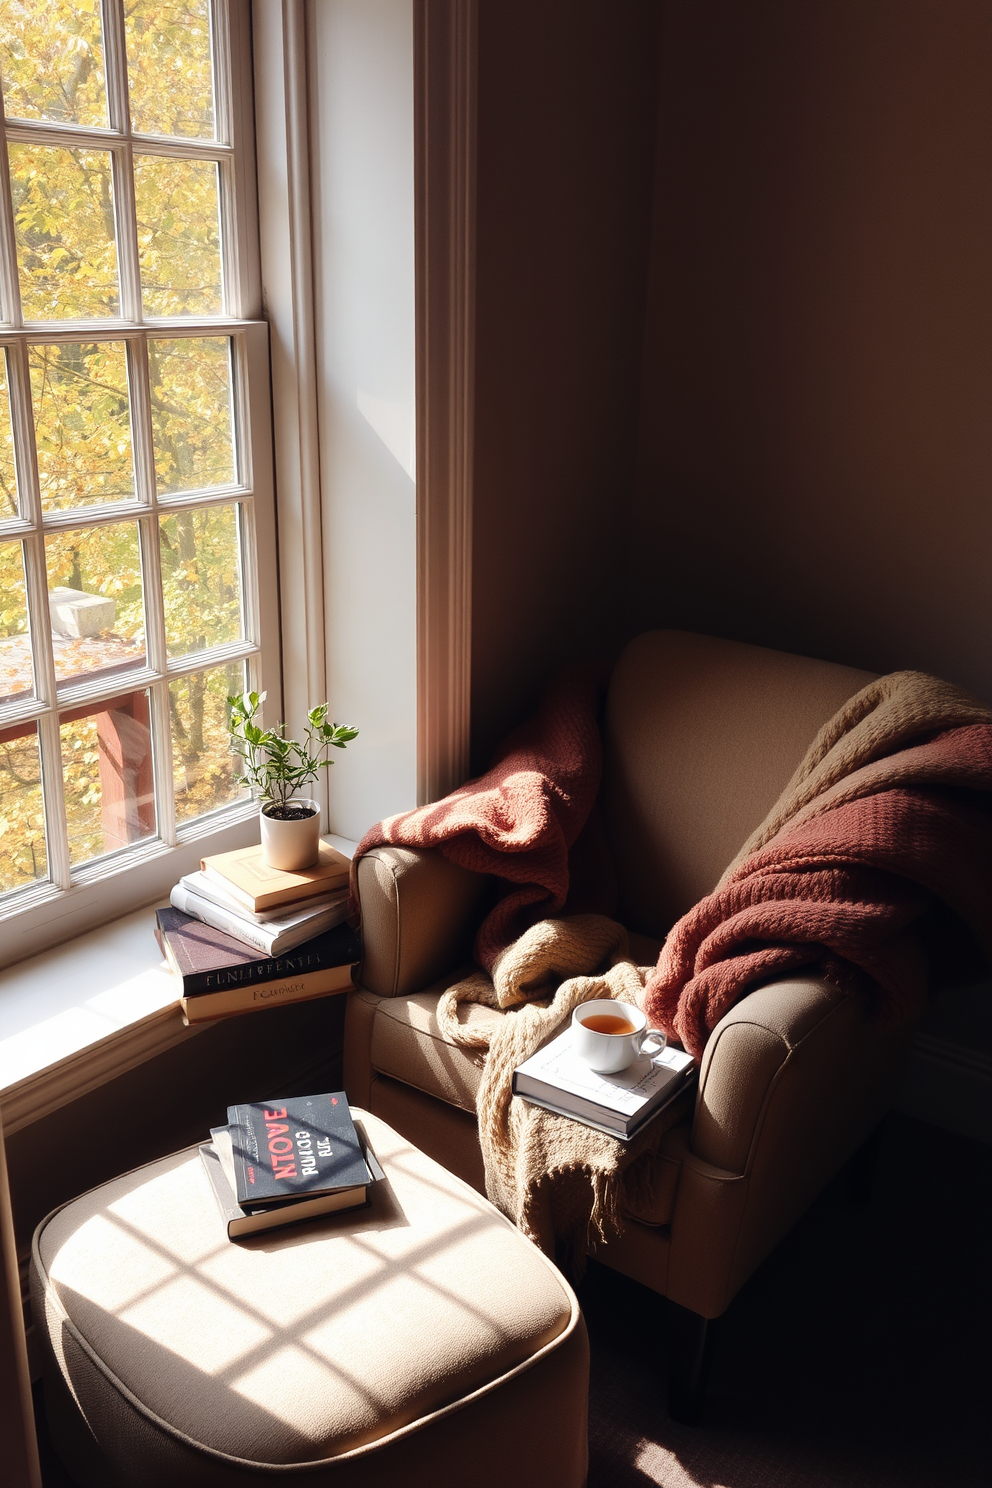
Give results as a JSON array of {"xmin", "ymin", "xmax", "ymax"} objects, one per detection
[{"xmin": 666, "ymin": 1302, "xmax": 714, "ymax": 1424}]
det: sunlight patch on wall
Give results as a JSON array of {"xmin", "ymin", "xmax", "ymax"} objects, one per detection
[{"xmin": 357, "ymin": 388, "xmax": 415, "ymax": 481}]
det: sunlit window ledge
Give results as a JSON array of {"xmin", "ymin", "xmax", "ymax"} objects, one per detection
[{"xmin": 0, "ymin": 836, "xmax": 358, "ymax": 1138}]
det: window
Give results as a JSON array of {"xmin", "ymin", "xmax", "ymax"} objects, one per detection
[{"xmin": 0, "ymin": 1, "xmax": 278, "ymax": 962}]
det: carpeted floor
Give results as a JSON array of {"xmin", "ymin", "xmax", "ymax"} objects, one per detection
[
  {"xmin": 34, "ymin": 1113, "xmax": 989, "ymax": 1487},
  {"xmin": 579, "ymin": 1113, "xmax": 991, "ymax": 1488}
]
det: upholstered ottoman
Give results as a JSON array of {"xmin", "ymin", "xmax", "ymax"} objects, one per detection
[{"xmin": 31, "ymin": 1110, "xmax": 588, "ymax": 1488}]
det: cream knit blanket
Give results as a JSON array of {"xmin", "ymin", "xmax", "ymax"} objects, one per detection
[{"xmin": 436, "ymin": 914, "xmax": 689, "ymax": 1257}]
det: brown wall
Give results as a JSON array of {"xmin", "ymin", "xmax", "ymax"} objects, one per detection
[
  {"xmin": 470, "ymin": 0, "xmax": 661, "ymax": 767},
  {"xmin": 629, "ymin": 0, "xmax": 992, "ymax": 701}
]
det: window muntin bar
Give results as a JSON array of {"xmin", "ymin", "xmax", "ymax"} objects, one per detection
[{"xmin": 0, "ymin": 4, "xmax": 275, "ymax": 937}]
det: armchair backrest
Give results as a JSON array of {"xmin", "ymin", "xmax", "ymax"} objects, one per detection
[{"xmin": 601, "ymin": 631, "xmax": 876, "ymax": 939}]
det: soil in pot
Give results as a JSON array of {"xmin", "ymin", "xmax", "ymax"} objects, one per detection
[{"xmin": 264, "ymin": 802, "xmax": 319, "ymax": 822}]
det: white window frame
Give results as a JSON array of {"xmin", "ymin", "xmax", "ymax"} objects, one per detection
[{"xmin": 0, "ymin": 0, "xmax": 281, "ymax": 969}]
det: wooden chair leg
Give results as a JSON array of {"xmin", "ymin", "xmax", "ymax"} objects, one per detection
[{"xmin": 667, "ymin": 1301, "xmax": 714, "ymax": 1424}]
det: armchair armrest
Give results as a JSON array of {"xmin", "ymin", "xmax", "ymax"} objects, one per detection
[
  {"xmin": 357, "ymin": 846, "xmax": 492, "ymax": 996},
  {"xmin": 665, "ymin": 973, "xmax": 914, "ymax": 1317},
  {"xmin": 691, "ymin": 975, "xmax": 849, "ymax": 1172},
  {"xmin": 692, "ymin": 973, "xmax": 910, "ymax": 1173}
]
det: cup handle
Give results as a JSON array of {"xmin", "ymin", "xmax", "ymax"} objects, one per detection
[{"xmin": 637, "ymin": 1027, "xmax": 668, "ymax": 1060}]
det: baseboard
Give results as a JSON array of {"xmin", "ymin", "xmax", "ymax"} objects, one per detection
[{"xmin": 895, "ymin": 1032, "xmax": 992, "ymax": 1145}]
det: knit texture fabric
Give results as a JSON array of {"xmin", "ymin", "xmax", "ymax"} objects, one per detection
[
  {"xmin": 352, "ymin": 669, "xmax": 610, "ymax": 970},
  {"xmin": 644, "ymin": 672, "xmax": 992, "ymax": 1058},
  {"xmin": 435, "ymin": 915, "xmax": 691, "ymax": 1258}
]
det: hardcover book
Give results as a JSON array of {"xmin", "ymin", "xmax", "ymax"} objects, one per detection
[
  {"xmin": 198, "ymin": 1121, "xmax": 384, "ymax": 1239},
  {"xmin": 200, "ymin": 841, "xmax": 351, "ymax": 912},
  {"xmin": 226, "ymin": 1092, "xmax": 371, "ymax": 1208},
  {"xmin": 177, "ymin": 868, "xmax": 345, "ymax": 924},
  {"xmin": 178, "ymin": 961, "xmax": 356, "ymax": 1024},
  {"xmin": 512, "ymin": 1027, "xmax": 696, "ymax": 1139},
  {"xmin": 170, "ymin": 879, "xmax": 349, "ymax": 956},
  {"xmin": 154, "ymin": 907, "xmax": 360, "ymax": 997}
]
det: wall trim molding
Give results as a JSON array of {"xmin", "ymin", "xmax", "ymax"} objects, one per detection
[
  {"xmin": 0, "ymin": 1006, "xmax": 201, "ymax": 1138},
  {"xmin": 415, "ymin": 0, "xmax": 478, "ymax": 805},
  {"xmin": 252, "ymin": 0, "xmax": 328, "ymax": 803},
  {"xmin": 1, "ymin": 1109, "xmax": 41, "ymax": 1486}
]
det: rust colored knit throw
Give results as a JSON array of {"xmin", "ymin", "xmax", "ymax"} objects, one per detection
[{"xmin": 353, "ymin": 669, "xmax": 611, "ymax": 969}]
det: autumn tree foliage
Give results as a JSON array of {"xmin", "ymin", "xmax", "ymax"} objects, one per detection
[{"xmin": 0, "ymin": 2, "xmax": 252, "ymax": 895}]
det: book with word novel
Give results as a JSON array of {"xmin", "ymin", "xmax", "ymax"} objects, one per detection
[{"xmin": 225, "ymin": 1091, "xmax": 371, "ymax": 1209}]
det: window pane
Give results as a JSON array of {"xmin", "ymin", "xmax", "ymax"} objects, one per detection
[
  {"xmin": 0, "ymin": 540, "xmax": 33, "ymax": 704},
  {"xmin": 30, "ymin": 342, "xmax": 134, "ymax": 511},
  {"xmin": 0, "ymin": 0, "xmax": 108, "ymax": 129},
  {"xmin": 60, "ymin": 690, "xmax": 156, "ymax": 867},
  {"xmin": 125, "ymin": 0, "xmax": 215, "ymax": 141},
  {"xmin": 149, "ymin": 337, "xmax": 235, "ymax": 493},
  {"xmin": 160, "ymin": 503, "xmax": 243, "ymax": 660},
  {"xmin": 45, "ymin": 522, "xmax": 146, "ymax": 688},
  {"xmin": 0, "ymin": 351, "xmax": 17, "ymax": 517},
  {"xmin": 170, "ymin": 662, "xmax": 247, "ymax": 825},
  {"xmin": 135, "ymin": 155, "xmax": 222, "ymax": 317},
  {"xmin": 9, "ymin": 143, "xmax": 119, "ymax": 320},
  {"xmin": 0, "ymin": 724, "xmax": 47, "ymax": 894}
]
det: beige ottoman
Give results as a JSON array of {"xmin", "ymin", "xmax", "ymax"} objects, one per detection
[{"xmin": 31, "ymin": 1110, "xmax": 588, "ymax": 1487}]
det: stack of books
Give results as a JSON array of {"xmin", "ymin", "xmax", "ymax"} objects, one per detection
[
  {"xmin": 512, "ymin": 1025, "xmax": 697, "ymax": 1139},
  {"xmin": 157, "ymin": 840, "xmax": 360, "ymax": 1024},
  {"xmin": 200, "ymin": 1091, "xmax": 383, "ymax": 1238},
  {"xmin": 170, "ymin": 841, "xmax": 352, "ymax": 955}
]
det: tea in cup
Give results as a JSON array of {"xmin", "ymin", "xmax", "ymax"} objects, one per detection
[{"xmin": 571, "ymin": 999, "xmax": 667, "ymax": 1074}]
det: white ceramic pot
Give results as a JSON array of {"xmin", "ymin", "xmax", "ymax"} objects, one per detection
[{"xmin": 259, "ymin": 798, "xmax": 321, "ymax": 871}]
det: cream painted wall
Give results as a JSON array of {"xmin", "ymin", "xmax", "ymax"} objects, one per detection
[
  {"xmin": 307, "ymin": 0, "xmax": 418, "ymax": 837},
  {"xmin": 628, "ymin": 0, "xmax": 992, "ymax": 703}
]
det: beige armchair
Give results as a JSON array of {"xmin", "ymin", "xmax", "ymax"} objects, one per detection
[{"xmin": 344, "ymin": 631, "xmax": 916, "ymax": 1418}]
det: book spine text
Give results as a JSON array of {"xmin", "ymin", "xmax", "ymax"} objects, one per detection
[{"xmin": 180, "ymin": 963, "xmax": 355, "ymax": 1023}]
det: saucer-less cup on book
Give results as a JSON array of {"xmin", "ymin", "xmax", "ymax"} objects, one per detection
[{"xmin": 572, "ymin": 999, "xmax": 667, "ymax": 1074}]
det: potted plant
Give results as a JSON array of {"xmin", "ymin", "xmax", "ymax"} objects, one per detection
[{"xmin": 227, "ymin": 691, "xmax": 359, "ymax": 871}]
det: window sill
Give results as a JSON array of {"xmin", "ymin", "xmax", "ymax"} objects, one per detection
[{"xmin": 0, "ymin": 836, "xmax": 357, "ymax": 1136}]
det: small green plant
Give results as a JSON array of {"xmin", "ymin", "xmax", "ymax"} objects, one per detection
[{"xmin": 227, "ymin": 691, "xmax": 359, "ymax": 817}]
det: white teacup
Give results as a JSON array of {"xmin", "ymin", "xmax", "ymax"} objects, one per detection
[{"xmin": 571, "ymin": 999, "xmax": 667, "ymax": 1074}]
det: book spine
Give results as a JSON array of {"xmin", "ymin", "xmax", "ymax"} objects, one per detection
[
  {"xmin": 171, "ymin": 885, "xmax": 277, "ymax": 955},
  {"xmin": 161, "ymin": 925, "xmax": 357, "ymax": 996},
  {"xmin": 180, "ymin": 962, "xmax": 355, "ymax": 1023}
]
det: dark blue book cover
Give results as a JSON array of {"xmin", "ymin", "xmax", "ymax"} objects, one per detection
[{"xmin": 226, "ymin": 1092, "xmax": 370, "ymax": 1208}]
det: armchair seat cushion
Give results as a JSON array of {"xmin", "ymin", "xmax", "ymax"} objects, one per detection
[
  {"xmin": 360, "ymin": 931, "xmax": 665, "ymax": 1119},
  {"xmin": 368, "ymin": 984, "xmax": 490, "ymax": 1114}
]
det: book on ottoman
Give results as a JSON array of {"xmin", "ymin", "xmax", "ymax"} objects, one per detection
[{"xmin": 200, "ymin": 1093, "xmax": 384, "ymax": 1238}]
